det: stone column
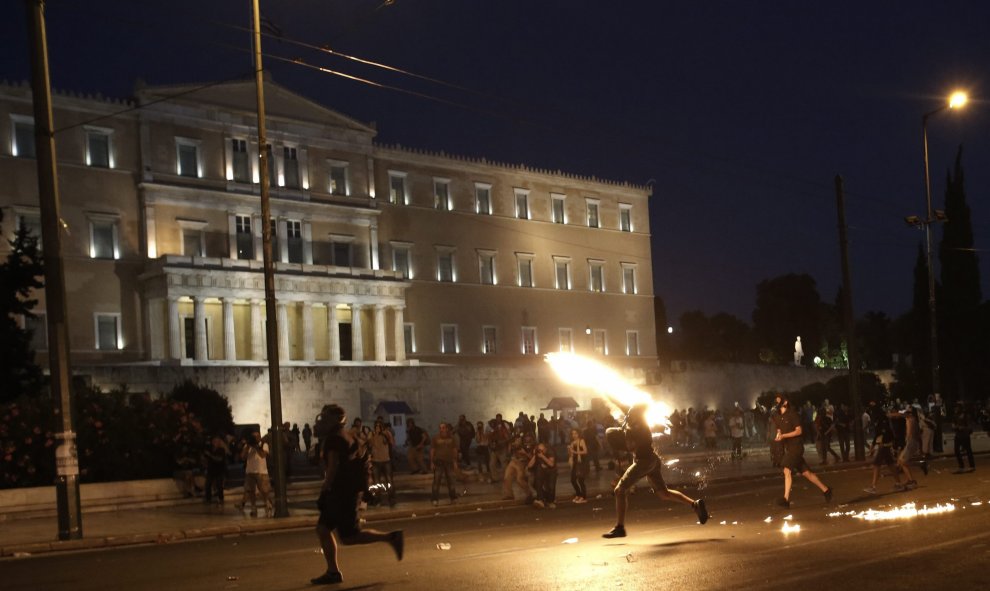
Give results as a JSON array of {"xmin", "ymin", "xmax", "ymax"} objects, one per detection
[
  {"xmin": 278, "ymin": 302, "xmax": 290, "ymax": 360},
  {"xmin": 369, "ymin": 222, "xmax": 380, "ymax": 270},
  {"xmin": 392, "ymin": 305, "xmax": 406, "ymax": 362},
  {"xmin": 168, "ymin": 296, "xmax": 181, "ymax": 360},
  {"xmin": 302, "ymin": 301, "xmax": 315, "ymax": 361},
  {"xmin": 350, "ymin": 303, "xmax": 364, "ymax": 362},
  {"xmin": 148, "ymin": 298, "xmax": 164, "ymax": 360},
  {"xmin": 193, "ymin": 296, "xmax": 207, "ymax": 361},
  {"xmin": 250, "ymin": 299, "xmax": 263, "ymax": 360},
  {"xmin": 373, "ymin": 304, "xmax": 386, "ymax": 362},
  {"xmin": 327, "ymin": 303, "xmax": 340, "ymax": 362},
  {"xmin": 223, "ymin": 298, "xmax": 236, "ymax": 361},
  {"xmin": 277, "ymin": 218, "xmax": 289, "ymax": 263}
]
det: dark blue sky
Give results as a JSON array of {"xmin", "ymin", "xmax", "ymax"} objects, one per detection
[{"xmin": 4, "ymin": 1, "xmax": 989, "ymax": 324}]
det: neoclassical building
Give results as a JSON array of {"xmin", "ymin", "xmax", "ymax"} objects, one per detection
[{"xmin": 1, "ymin": 78, "xmax": 657, "ymax": 372}]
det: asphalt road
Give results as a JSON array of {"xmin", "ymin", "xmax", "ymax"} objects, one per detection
[{"xmin": 3, "ymin": 457, "xmax": 988, "ymax": 591}]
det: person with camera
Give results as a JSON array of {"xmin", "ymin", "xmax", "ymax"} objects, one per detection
[
  {"xmin": 771, "ymin": 393, "xmax": 833, "ymax": 508},
  {"xmin": 602, "ymin": 404, "xmax": 709, "ymax": 539},
  {"xmin": 236, "ymin": 429, "xmax": 273, "ymax": 517}
]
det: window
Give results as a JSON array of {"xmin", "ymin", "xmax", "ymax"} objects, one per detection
[
  {"xmin": 475, "ymin": 183, "xmax": 492, "ymax": 215},
  {"xmin": 622, "ymin": 264, "xmax": 637, "ymax": 294},
  {"xmin": 269, "ymin": 219, "xmax": 279, "ymax": 260},
  {"xmin": 403, "ymin": 323, "xmax": 415, "ymax": 353},
  {"xmin": 235, "ymin": 215, "xmax": 254, "ymax": 259},
  {"xmin": 283, "ymin": 147, "xmax": 300, "ymax": 188},
  {"xmin": 286, "ymin": 220, "xmax": 303, "ymax": 263},
  {"xmin": 16, "ymin": 212, "xmax": 42, "ymax": 240},
  {"xmin": 441, "ymin": 324, "xmax": 459, "ymax": 354},
  {"xmin": 330, "ymin": 236, "xmax": 353, "ymax": 267},
  {"xmin": 389, "ymin": 171, "xmax": 407, "ymax": 204},
  {"xmin": 516, "ymin": 254, "xmax": 534, "ymax": 288},
  {"xmin": 521, "ymin": 326, "xmax": 538, "ymax": 355},
  {"xmin": 329, "ymin": 160, "xmax": 349, "ymax": 196},
  {"xmin": 478, "ymin": 250, "xmax": 496, "ymax": 285},
  {"xmin": 619, "ymin": 204, "xmax": 632, "ymax": 232},
  {"xmin": 482, "ymin": 326, "xmax": 497, "ymax": 354},
  {"xmin": 25, "ymin": 313, "xmax": 46, "ymax": 351},
  {"xmin": 265, "ymin": 144, "xmax": 276, "ymax": 184},
  {"xmin": 231, "ymin": 139, "xmax": 250, "ymax": 182},
  {"xmin": 95, "ymin": 314, "xmax": 121, "ymax": 350},
  {"xmin": 514, "ymin": 189, "xmax": 529, "ymax": 219},
  {"xmin": 558, "ymin": 328, "xmax": 573, "ymax": 352},
  {"xmin": 175, "ymin": 138, "xmax": 200, "ymax": 177},
  {"xmin": 179, "ymin": 220, "xmax": 207, "ymax": 257},
  {"xmin": 589, "ymin": 260, "xmax": 605, "ymax": 292},
  {"xmin": 586, "ymin": 199, "xmax": 600, "ymax": 228},
  {"xmin": 434, "ymin": 179, "xmax": 451, "ymax": 211},
  {"xmin": 89, "ymin": 216, "xmax": 119, "ymax": 259},
  {"xmin": 554, "ymin": 257, "xmax": 571, "ymax": 290},
  {"xmin": 626, "ymin": 331, "xmax": 640, "ymax": 356},
  {"xmin": 85, "ymin": 128, "xmax": 112, "ymax": 168},
  {"xmin": 593, "ymin": 329, "xmax": 607, "ymax": 355},
  {"xmin": 11, "ymin": 116, "xmax": 35, "ymax": 158},
  {"xmin": 551, "ymin": 194, "xmax": 566, "ymax": 224},
  {"xmin": 437, "ymin": 248, "xmax": 455, "ymax": 282},
  {"xmin": 392, "ymin": 242, "xmax": 412, "ymax": 279}
]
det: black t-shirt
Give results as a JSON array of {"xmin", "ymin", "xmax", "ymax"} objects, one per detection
[
  {"xmin": 406, "ymin": 426, "xmax": 426, "ymax": 447},
  {"xmin": 772, "ymin": 408, "xmax": 804, "ymax": 455},
  {"xmin": 323, "ymin": 433, "xmax": 364, "ymax": 497},
  {"xmin": 626, "ymin": 421, "xmax": 657, "ymax": 462}
]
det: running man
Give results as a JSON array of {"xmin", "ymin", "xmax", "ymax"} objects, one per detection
[{"xmin": 771, "ymin": 393, "xmax": 833, "ymax": 508}]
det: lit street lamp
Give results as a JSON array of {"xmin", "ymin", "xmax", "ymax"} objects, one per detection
[{"xmin": 907, "ymin": 90, "xmax": 968, "ymax": 400}]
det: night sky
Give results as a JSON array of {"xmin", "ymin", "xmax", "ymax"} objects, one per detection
[{"xmin": 3, "ymin": 1, "xmax": 989, "ymax": 325}]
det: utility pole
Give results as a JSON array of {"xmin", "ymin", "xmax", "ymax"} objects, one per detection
[
  {"xmin": 834, "ymin": 175, "xmax": 864, "ymax": 460},
  {"xmin": 250, "ymin": 0, "xmax": 288, "ymax": 518},
  {"xmin": 24, "ymin": 0, "xmax": 82, "ymax": 539}
]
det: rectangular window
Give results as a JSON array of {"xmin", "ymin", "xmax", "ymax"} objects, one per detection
[
  {"xmin": 482, "ymin": 326, "xmax": 497, "ymax": 355},
  {"xmin": 475, "ymin": 183, "xmax": 492, "ymax": 215},
  {"xmin": 517, "ymin": 255, "xmax": 534, "ymax": 288},
  {"xmin": 404, "ymin": 323, "xmax": 415, "ymax": 354},
  {"xmin": 389, "ymin": 172, "xmax": 407, "ymax": 204},
  {"xmin": 558, "ymin": 328, "xmax": 573, "ymax": 353},
  {"xmin": 86, "ymin": 129, "xmax": 111, "ymax": 168},
  {"xmin": 587, "ymin": 200, "xmax": 600, "ymax": 228},
  {"xmin": 589, "ymin": 261, "xmax": 605, "ymax": 292},
  {"xmin": 176, "ymin": 138, "xmax": 200, "ymax": 177},
  {"xmin": 232, "ymin": 139, "xmax": 250, "ymax": 182},
  {"xmin": 441, "ymin": 324, "xmax": 458, "ymax": 354},
  {"xmin": 95, "ymin": 314, "xmax": 120, "ymax": 350},
  {"xmin": 554, "ymin": 258, "xmax": 570, "ymax": 290},
  {"xmin": 182, "ymin": 228, "xmax": 204, "ymax": 257},
  {"xmin": 25, "ymin": 313, "xmax": 47, "ymax": 351},
  {"xmin": 479, "ymin": 251, "xmax": 496, "ymax": 285},
  {"xmin": 434, "ymin": 179, "xmax": 451, "ymax": 211},
  {"xmin": 90, "ymin": 218, "xmax": 118, "ymax": 259},
  {"xmin": 619, "ymin": 204, "xmax": 632, "ymax": 232},
  {"xmin": 286, "ymin": 220, "xmax": 303, "ymax": 263},
  {"xmin": 16, "ymin": 212, "xmax": 42, "ymax": 241},
  {"xmin": 622, "ymin": 264, "xmax": 637, "ymax": 294},
  {"xmin": 392, "ymin": 244, "xmax": 412, "ymax": 279},
  {"xmin": 551, "ymin": 194, "xmax": 566, "ymax": 224},
  {"xmin": 235, "ymin": 215, "xmax": 254, "ymax": 260},
  {"xmin": 593, "ymin": 329, "xmax": 607, "ymax": 355},
  {"xmin": 331, "ymin": 239, "xmax": 353, "ymax": 267},
  {"xmin": 521, "ymin": 326, "xmax": 538, "ymax": 355},
  {"xmin": 626, "ymin": 331, "xmax": 640, "ymax": 356},
  {"xmin": 437, "ymin": 251, "xmax": 455, "ymax": 282},
  {"xmin": 514, "ymin": 190, "xmax": 529, "ymax": 219},
  {"xmin": 329, "ymin": 161, "xmax": 349, "ymax": 196},
  {"xmin": 283, "ymin": 147, "xmax": 300, "ymax": 189},
  {"xmin": 12, "ymin": 117, "xmax": 35, "ymax": 159}
]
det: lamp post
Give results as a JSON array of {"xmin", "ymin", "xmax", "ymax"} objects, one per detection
[{"xmin": 909, "ymin": 90, "xmax": 967, "ymax": 400}]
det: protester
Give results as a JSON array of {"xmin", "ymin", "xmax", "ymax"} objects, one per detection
[
  {"xmin": 529, "ymin": 442, "xmax": 557, "ymax": 508},
  {"xmin": 236, "ymin": 429, "xmax": 273, "ymax": 517},
  {"xmin": 202, "ymin": 435, "xmax": 229, "ymax": 507},
  {"xmin": 567, "ymin": 428, "xmax": 588, "ymax": 503},
  {"xmin": 370, "ymin": 421, "xmax": 396, "ymax": 507},
  {"xmin": 952, "ymin": 402, "xmax": 976, "ymax": 473},
  {"xmin": 770, "ymin": 393, "xmax": 832, "ymax": 509},
  {"xmin": 405, "ymin": 419, "xmax": 428, "ymax": 475},
  {"xmin": 430, "ymin": 422, "xmax": 459, "ymax": 506}
]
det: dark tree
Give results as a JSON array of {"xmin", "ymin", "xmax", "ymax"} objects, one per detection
[
  {"xmin": 0, "ymin": 211, "xmax": 45, "ymax": 403},
  {"xmin": 167, "ymin": 380, "xmax": 235, "ymax": 436},
  {"xmin": 938, "ymin": 146, "xmax": 982, "ymax": 401},
  {"xmin": 752, "ymin": 273, "xmax": 823, "ymax": 365},
  {"xmin": 856, "ymin": 311, "xmax": 894, "ymax": 370}
]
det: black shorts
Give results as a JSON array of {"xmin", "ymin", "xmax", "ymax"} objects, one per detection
[
  {"xmin": 317, "ymin": 490, "xmax": 360, "ymax": 537},
  {"xmin": 616, "ymin": 454, "xmax": 667, "ymax": 492},
  {"xmin": 873, "ymin": 447, "xmax": 895, "ymax": 467},
  {"xmin": 780, "ymin": 451, "xmax": 810, "ymax": 474}
]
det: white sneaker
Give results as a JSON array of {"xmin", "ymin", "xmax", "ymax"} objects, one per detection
[
  {"xmin": 533, "ymin": 499, "xmax": 545, "ymax": 508},
  {"xmin": 863, "ymin": 486, "xmax": 877, "ymax": 495}
]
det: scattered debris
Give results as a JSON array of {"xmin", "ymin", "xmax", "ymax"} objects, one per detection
[
  {"xmin": 562, "ymin": 537, "xmax": 579, "ymax": 544},
  {"xmin": 763, "ymin": 516, "xmax": 773, "ymax": 523},
  {"xmin": 12, "ymin": 552, "xmax": 31, "ymax": 558},
  {"xmin": 226, "ymin": 576, "xmax": 239, "ymax": 581},
  {"xmin": 781, "ymin": 522, "xmax": 801, "ymax": 534},
  {"xmin": 625, "ymin": 553, "xmax": 637, "ymax": 563},
  {"xmin": 782, "ymin": 514, "xmax": 793, "ymax": 521},
  {"xmin": 436, "ymin": 542, "xmax": 452, "ymax": 550}
]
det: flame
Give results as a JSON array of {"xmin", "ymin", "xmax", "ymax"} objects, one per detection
[
  {"xmin": 828, "ymin": 502, "xmax": 956, "ymax": 521},
  {"xmin": 781, "ymin": 522, "xmax": 801, "ymax": 534},
  {"xmin": 545, "ymin": 352, "xmax": 672, "ymax": 427}
]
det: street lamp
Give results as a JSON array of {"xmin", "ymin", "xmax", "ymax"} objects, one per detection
[{"xmin": 912, "ymin": 90, "xmax": 968, "ymax": 400}]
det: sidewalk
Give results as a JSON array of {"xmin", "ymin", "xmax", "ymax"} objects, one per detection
[{"xmin": 2, "ymin": 434, "xmax": 986, "ymax": 558}]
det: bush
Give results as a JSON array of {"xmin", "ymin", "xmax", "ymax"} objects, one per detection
[{"xmin": 166, "ymin": 380, "xmax": 234, "ymax": 437}]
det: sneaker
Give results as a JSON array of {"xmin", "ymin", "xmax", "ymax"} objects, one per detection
[
  {"xmin": 953, "ymin": 468, "xmax": 968, "ymax": 474},
  {"xmin": 533, "ymin": 499, "xmax": 545, "ymax": 508},
  {"xmin": 776, "ymin": 497, "xmax": 790, "ymax": 509},
  {"xmin": 905, "ymin": 480, "xmax": 918, "ymax": 489},
  {"xmin": 547, "ymin": 502, "xmax": 556, "ymax": 509},
  {"xmin": 431, "ymin": 500, "xmax": 439, "ymax": 507},
  {"xmin": 310, "ymin": 571, "xmax": 343, "ymax": 585},
  {"xmin": 863, "ymin": 486, "xmax": 878, "ymax": 495},
  {"xmin": 966, "ymin": 467, "xmax": 976, "ymax": 473},
  {"xmin": 823, "ymin": 487, "xmax": 833, "ymax": 503},
  {"xmin": 573, "ymin": 497, "xmax": 587, "ymax": 504},
  {"xmin": 602, "ymin": 525, "xmax": 627, "ymax": 539},
  {"xmin": 388, "ymin": 531, "xmax": 404, "ymax": 561},
  {"xmin": 693, "ymin": 499, "xmax": 709, "ymax": 524}
]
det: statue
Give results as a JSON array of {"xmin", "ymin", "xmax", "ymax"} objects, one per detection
[{"xmin": 793, "ymin": 336, "xmax": 804, "ymax": 366}]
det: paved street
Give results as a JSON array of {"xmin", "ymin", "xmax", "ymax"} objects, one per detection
[{"xmin": 2, "ymin": 454, "xmax": 987, "ymax": 591}]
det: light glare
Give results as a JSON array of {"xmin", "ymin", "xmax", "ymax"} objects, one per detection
[{"xmin": 948, "ymin": 91, "xmax": 968, "ymax": 109}]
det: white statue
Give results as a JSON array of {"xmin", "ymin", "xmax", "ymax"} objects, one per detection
[{"xmin": 794, "ymin": 336, "xmax": 804, "ymax": 365}]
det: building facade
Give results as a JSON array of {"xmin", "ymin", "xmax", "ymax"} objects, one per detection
[{"xmin": 1, "ymin": 79, "xmax": 656, "ymax": 377}]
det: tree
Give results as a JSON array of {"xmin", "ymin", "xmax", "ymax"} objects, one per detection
[
  {"xmin": 167, "ymin": 380, "xmax": 235, "ymax": 436},
  {"xmin": 0, "ymin": 211, "xmax": 45, "ymax": 403},
  {"xmin": 752, "ymin": 273, "xmax": 824, "ymax": 365},
  {"xmin": 938, "ymin": 145, "xmax": 982, "ymax": 401},
  {"xmin": 857, "ymin": 311, "xmax": 894, "ymax": 370}
]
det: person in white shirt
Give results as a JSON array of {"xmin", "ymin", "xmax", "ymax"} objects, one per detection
[{"xmin": 237, "ymin": 429, "xmax": 274, "ymax": 517}]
